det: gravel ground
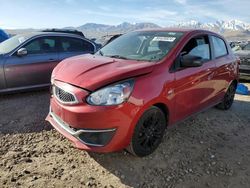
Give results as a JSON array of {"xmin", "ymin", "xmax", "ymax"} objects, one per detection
[{"xmin": 0, "ymin": 83, "xmax": 250, "ymax": 188}]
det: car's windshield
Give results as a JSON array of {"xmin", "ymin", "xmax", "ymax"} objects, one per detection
[
  {"xmin": 97, "ymin": 31, "xmax": 184, "ymax": 62},
  {"xmin": 0, "ymin": 34, "xmax": 31, "ymax": 54}
]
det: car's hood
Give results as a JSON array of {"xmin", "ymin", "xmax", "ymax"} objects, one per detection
[
  {"xmin": 234, "ymin": 50, "xmax": 250, "ymax": 58},
  {"xmin": 53, "ymin": 54, "xmax": 155, "ymax": 91}
]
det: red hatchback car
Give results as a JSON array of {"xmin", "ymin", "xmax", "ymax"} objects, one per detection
[{"xmin": 46, "ymin": 29, "xmax": 239, "ymax": 157}]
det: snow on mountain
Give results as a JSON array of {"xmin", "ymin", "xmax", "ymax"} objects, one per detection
[
  {"xmin": 76, "ymin": 22, "xmax": 160, "ymax": 33},
  {"xmin": 173, "ymin": 20, "xmax": 250, "ymax": 33},
  {"xmin": 64, "ymin": 20, "xmax": 250, "ymax": 37}
]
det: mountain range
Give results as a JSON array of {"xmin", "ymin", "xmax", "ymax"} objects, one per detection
[
  {"xmin": 63, "ymin": 22, "xmax": 161, "ymax": 39},
  {"xmin": 174, "ymin": 20, "xmax": 250, "ymax": 32},
  {"xmin": 5, "ymin": 20, "xmax": 250, "ymax": 41},
  {"xmin": 67, "ymin": 20, "xmax": 250, "ymax": 40}
]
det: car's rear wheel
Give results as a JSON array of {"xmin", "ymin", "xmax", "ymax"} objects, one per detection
[
  {"xmin": 127, "ymin": 106, "xmax": 166, "ymax": 157},
  {"xmin": 216, "ymin": 82, "xmax": 236, "ymax": 110}
]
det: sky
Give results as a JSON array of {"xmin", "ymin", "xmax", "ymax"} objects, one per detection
[{"xmin": 0, "ymin": 0, "xmax": 250, "ymax": 29}]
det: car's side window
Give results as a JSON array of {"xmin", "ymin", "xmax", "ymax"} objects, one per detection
[
  {"xmin": 181, "ymin": 36, "xmax": 211, "ymax": 62},
  {"xmin": 24, "ymin": 37, "xmax": 57, "ymax": 54},
  {"xmin": 60, "ymin": 37, "xmax": 94, "ymax": 53},
  {"xmin": 211, "ymin": 36, "xmax": 228, "ymax": 58}
]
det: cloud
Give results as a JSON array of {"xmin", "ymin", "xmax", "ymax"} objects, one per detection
[
  {"xmin": 65, "ymin": 0, "xmax": 75, "ymax": 4},
  {"xmin": 174, "ymin": 0, "xmax": 187, "ymax": 5},
  {"xmin": 99, "ymin": 6, "xmax": 111, "ymax": 11},
  {"xmin": 180, "ymin": 1, "xmax": 247, "ymax": 22},
  {"xmin": 75, "ymin": 8, "xmax": 177, "ymax": 26},
  {"xmin": 1, "ymin": 0, "xmax": 250, "ymax": 29}
]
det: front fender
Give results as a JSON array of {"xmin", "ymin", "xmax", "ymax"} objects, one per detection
[{"xmin": 122, "ymin": 71, "xmax": 175, "ymax": 147}]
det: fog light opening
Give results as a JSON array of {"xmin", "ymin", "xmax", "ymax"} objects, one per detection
[{"xmin": 78, "ymin": 129, "xmax": 116, "ymax": 146}]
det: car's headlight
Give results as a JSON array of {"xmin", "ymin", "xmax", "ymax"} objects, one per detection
[{"xmin": 87, "ymin": 80, "xmax": 134, "ymax": 106}]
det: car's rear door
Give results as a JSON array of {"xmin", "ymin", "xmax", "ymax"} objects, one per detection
[
  {"xmin": 4, "ymin": 36, "xmax": 60, "ymax": 89},
  {"xmin": 209, "ymin": 35, "xmax": 234, "ymax": 101},
  {"xmin": 58, "ymin": 36, "xmax": 95, "ymax": 61},
  {"xmin": 173, "ymin": 34, "xmax": 216, "ymax": 122}
]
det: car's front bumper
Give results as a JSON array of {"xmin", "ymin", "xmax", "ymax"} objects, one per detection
[
  {"xmin": 46, "ymin": 81, "xmax": 140, "ymax": 152},
  {"xmin": 47, "ymin": 108, "xmax": 117, "ymax": 147}
]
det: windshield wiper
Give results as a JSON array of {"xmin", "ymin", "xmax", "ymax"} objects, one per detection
[{"xmin": 108, "ymin": 55, "xmax": 129, "ymax": 60}]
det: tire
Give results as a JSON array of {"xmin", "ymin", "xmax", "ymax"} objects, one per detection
[
  {"xmin": 127, "ymin": 106, "xmax": 167, "ymax": 157},
  {"xmin": 216, "ymin": 82, "xmax": 236, "ymax": 110}
]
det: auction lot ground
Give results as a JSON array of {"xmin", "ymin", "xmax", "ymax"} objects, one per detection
[{"xmin": 0, "ymin": 83, "xmax": 250, "ymax": 188}]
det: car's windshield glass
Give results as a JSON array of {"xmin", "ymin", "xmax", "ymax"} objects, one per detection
[
  {"xmin": 96, "ymin": 31, "xmax": 184, "ymax": 62},
  {"xmin": 0, "ymin": 34, "xmax": 31, "ymax": 54}
]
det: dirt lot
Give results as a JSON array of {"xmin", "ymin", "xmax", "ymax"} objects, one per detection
[{"xmin": 0, "ymin": 83, "xmax": 250, "ymax": 188}]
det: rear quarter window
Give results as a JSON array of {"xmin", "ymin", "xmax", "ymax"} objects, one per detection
[{"xmin": 211, "ymin": 36, "xmax": 228, "ymax": 58}]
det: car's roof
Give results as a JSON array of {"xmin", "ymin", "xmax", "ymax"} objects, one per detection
[
  {"xmin": 135, "ymin": 27, "xmax": 218, "ymax": 35},
  {"xmin": 33, "ymin": 31, "xmax": 85, "ymax": 38},
  {"xmin": 17, "ymin": 32, "xmax": 86, "ymax": 39}
]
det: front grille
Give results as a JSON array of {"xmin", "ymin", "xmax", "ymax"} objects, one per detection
[
  {"xmin": 53, "ymin": 85, "xmax": 77, "ymax": 104},
  {"xmin": 240, "ymin": 57, "xmax": 250, "ymax": 65}
]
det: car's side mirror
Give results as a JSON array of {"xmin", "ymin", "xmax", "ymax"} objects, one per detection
[
  {"xmin": 181, "ymin": 54, "xmax": 203, "ymax": 67},
  {"xmin": 17, "ymin": 48, "xmax": 28, "ymax": 56}
]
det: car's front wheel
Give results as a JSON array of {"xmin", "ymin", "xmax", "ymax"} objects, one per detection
[
  {"xmin": 216, "ymin": 82, "xmax": 237, "ymax": 110},
  {"xmin": 127, "ymin": 106, "xmax": 166, "ymax": 157}
]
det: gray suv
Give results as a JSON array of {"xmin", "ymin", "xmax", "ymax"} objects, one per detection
[
  {"xmin": 234, "ymin": 42, "xmax": 250, "ymax": 80},
  {"xmin": 0, "ymin": 31, "xmax": 96, "ymax": 93}
]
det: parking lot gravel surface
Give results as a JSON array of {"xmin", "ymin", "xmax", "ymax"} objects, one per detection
[{"xmin": 0, "ymin": 83, "xmax": 250, "ymax": 188}]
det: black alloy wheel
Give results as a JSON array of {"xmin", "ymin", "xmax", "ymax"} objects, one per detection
[
  {"xmin": 127, "ymin": 106, "xmax": 166, "ymax": 157},
  {"xmin": 216, "ymin": 82, "xmax": 236, "ymax": 110}
]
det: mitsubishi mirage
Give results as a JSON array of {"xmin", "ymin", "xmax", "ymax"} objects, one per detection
[{"xmin": 46, "ymin": 29, "xmax": 239, "ymax": 157}]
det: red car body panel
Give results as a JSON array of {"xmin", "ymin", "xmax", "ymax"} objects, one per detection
[
  {"xmin": 46, "ymin": 29, "xmax": 239, "ymax": 153},
  {"xmin": 53, "ymin": 54, "xmax": 155, "ymax": 91}
]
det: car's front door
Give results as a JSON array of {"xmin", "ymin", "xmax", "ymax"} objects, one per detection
[
  {"xmin": 58, "ymin": 37, "xmax": 95, "ymax": 61},
  {"xmin": 173, "ymin": 35, "xmax": 216, "ymax": 122},
  {"xmin": 4, "ymin": 36, "xmax": 59, "ymax": 89}
]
